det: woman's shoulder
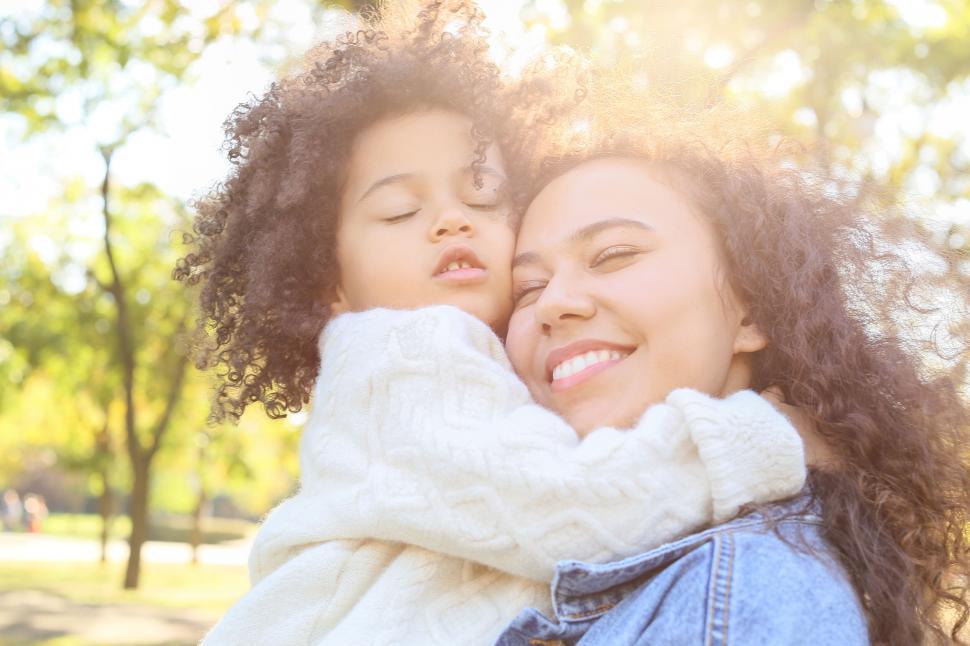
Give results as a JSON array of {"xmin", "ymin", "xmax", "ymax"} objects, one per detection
[
  {"xmin": 540, "ymin": 498, "xmax": 870, "ymax": 645},
  {"xmin": 707, "ymin": 518, "xmax": 865, "ymax": 616},
  {"xmin": 655, "ymin": 517, "xmax": 869, "ymax": 644}
]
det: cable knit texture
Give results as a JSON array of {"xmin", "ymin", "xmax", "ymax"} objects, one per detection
[{"xmin": 203, "ymin": 306, "xmax": 806, "ymax": 646}]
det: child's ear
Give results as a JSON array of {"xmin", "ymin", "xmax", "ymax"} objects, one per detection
[
  {"xmin": 733, "ymin": 314, "xmax": 767, "ymax": 354},
  {"xmin": 329, "ymin": 286, "xmax": 350, "ymax": 316}
]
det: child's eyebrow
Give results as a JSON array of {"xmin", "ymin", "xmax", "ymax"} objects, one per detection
[
  {"xmin": 357, "ymin": 173, "xmax": 415, "ymax": 203},
  {"xmin": 473, "ymin": 165, "xmax": 507, "ymax": 180},
  {"xmin": 357, "ymin": 166, "xmax": 506, "ymax": 204}
]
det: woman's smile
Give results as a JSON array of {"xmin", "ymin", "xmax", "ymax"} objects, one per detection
[{"xmin": 546, "ymin": 340, "xmax": 634, "ymax": 392}]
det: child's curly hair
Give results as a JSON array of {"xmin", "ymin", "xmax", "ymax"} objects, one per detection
[
  {"xmin": 174, "ymin": 1, "xmax": 522, "ymax": 422},
  {"xmin": 515, "ymin": 70, "xmax": 970, "ymax": 644}
]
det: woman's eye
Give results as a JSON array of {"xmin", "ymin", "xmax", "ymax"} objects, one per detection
[
  {"xmin": 591, "ymin": 245, "xmax": 640, "ymax": 268},
  {"xmin": 383, "ymin": 210, "xmax": 418, "ymax": 223},
  {"xmin": 513, "ymin": 281, "xmax": 546, "ymax": 305}
]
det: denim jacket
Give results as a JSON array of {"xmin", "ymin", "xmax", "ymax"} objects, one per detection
[{"xmin": 496, "ymin": 494, "xmax": 869, "ymax": 645}]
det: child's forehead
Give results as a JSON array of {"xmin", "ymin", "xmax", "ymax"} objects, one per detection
[
  {"xmin": 353, "ymin": 109, "xmax": 478, "ymax": 159},
  {"xmin": 343, "ymin": 109, "xmax": 506, "ymax": 197}
]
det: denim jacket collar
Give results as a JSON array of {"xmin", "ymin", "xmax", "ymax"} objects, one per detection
[{"xmin": 551, "ymin": 493, "xmax": 822, "ymax": 623}]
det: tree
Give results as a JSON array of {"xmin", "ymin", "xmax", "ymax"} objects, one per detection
[
  {"xmin": 0, "ymin": 0, "xmax": 298, "ymax": 589},
  {"xmin": 98, "ymin": 149, "xmax": 193, "ymax": 588}
]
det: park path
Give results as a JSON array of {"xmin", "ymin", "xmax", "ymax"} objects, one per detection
[
  {"xmin": 0, "ymin": 533, "xmax": 251, "ymax": 645},
  {"xmin": 0, "ymin": 588, "xmax": 216, "ymax": 646}
]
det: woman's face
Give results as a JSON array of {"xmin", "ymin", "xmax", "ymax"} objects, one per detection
[{"xmin": 505, "ymin": 157, "xmax": 766, "ymax": 435}]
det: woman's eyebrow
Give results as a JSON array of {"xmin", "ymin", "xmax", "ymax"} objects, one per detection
[
  {"xmin": 512, "ymin": 251, "xmax": 540, "ymax": 269},
  {"xmin": 569, "ymin": 217, "xmax": 654, "ymax": 243},
  {"xmin": 513, "ymin": 218, "xmax": 653, "ymax": 269}
]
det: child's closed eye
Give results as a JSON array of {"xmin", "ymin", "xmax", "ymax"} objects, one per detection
[
  {"xmin": 383, "ymin": 210, "xmax": 419, "ymax": 223},
  {"xmin": 464, "ymin": 201, "xmax": 501, "ymax": 211}
]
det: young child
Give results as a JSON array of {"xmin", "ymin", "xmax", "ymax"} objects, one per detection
[{"xmin": 176, "ymin": 3, "xmax": 808, "ymax": 644}]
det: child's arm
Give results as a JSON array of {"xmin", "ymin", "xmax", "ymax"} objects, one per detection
[{"xmin": 253, "ymin": 306, "xmax": 805, "ymax": 584}]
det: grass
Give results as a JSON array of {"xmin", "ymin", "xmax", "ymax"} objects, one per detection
[
  {"xmin": 41, "ymin": 513, "xmax": 255, "ymax": 544},
  {"xmin": 42, "ymin": 513, "xmax": 132, "ymax": 542},
  {"xmin": 0, "ymin": 560, "xmax": 248, "ymax": 613}
]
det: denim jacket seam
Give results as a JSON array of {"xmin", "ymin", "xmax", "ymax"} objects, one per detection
[
  {"xmin": 703, "ymin": 533, "xmax": 735, "ymax": 646},
  {"xmin": 560, "ymin": 602, "xmax": 617, "ymax": 621},
  {"xmin": 722, "ymin": 533, "xmax": 735, "ymax": 644},
  {"xmin": 703, "ymin": 535, "xmax": 721, "ymax": 646}
]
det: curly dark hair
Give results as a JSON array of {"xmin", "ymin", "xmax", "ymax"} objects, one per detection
[
  {"xmin": 173, "ymin": 1, "xmax": 526, "ymax": 422},
  {"xmin": 513, "ymin": 73, "xmax": 970, "ymax": 644}
]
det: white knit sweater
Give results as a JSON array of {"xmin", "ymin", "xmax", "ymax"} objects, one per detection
[{"xmin": 203, "ymin": 306, "xmax": 806, "ymax": 645}]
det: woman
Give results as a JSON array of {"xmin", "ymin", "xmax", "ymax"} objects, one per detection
[{"xmin": 496, "ymin": 89, "xmax": 970, "ymax": 644}]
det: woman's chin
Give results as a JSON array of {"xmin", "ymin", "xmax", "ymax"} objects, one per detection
[{"xmin": 566, "ymin": 405, "xmax": 641, "ymax": 437}]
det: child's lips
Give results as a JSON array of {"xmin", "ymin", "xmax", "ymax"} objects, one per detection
[
  {"xmin": 434, "ymin": 267, "xmax": 488, "ymax": 284},
  {"xmin": 433, "ymin": 243, "xmax": 486, "ymax": 276}
]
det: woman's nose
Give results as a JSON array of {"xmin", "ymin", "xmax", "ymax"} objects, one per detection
[
  {"xmin": 428, "ymin": 206, "xmax": 474, "ymax": 241},
  {"xmin": 534, "ymin": 276, "xmax": 596, "ymax": 330}
]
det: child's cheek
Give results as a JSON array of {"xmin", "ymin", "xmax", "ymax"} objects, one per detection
[{"xmin": 504, "ymin": 309, "xmax": 535, "ymax": 376}]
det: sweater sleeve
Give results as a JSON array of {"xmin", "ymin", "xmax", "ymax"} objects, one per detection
[{"xmin": 255, "ymin": 306, "xmax": 805, "ymax": 584}]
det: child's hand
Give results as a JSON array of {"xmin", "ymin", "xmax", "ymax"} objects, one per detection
[{"xmin": 760, "ymin": 386, "xmax": 836, "ymax": 467}]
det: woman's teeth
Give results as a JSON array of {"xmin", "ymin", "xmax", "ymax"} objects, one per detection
[
  {"xmin": 552, "ymin": 350, "xmax": 626, "ymax": 381},
  {"xmin": 444, "ymin": 261, "xmax": 474, "ymax": 272}
]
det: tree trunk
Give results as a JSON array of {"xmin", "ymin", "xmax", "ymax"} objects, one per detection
[
  {"xmin": 100, "ymin": 144, "xmax": 190, "ymax": 591},
  {"xmin": 123, "ymin": 458, "xmax": 150, "ymax": 589},
  {"xmin": 98, "ymin": 472, "xmax": 113, "ymax": 564},
  {"xmin": 190, "ymin": 486, "xmax": 208, "ymax": 566}
]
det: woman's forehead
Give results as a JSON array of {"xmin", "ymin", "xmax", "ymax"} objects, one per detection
[{"xmin": 515, "ymin": 158, "xmax": 695, "ymax": 249}]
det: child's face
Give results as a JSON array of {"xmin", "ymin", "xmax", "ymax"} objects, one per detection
[
  {"xmin": 332, "ymin": 109, "xmax": 515, "ymax": 334},
  {"xmin": 505, "ymin": 157, "xmax": 766, "ymax": 435}
]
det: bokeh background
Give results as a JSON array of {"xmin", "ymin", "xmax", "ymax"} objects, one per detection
[{"xmin": 1, "ymin": 1, "xmax": 968, "ymax": 644}]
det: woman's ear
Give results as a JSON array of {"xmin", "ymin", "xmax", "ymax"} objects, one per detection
[{"xmin": 734, "ymin": 314, "xmax": 767, "ymax": 354}]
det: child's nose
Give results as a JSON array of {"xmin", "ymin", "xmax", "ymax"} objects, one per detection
[{"xmin": 429, "ymin": 207, "xmax": 475, "ymax": 240}]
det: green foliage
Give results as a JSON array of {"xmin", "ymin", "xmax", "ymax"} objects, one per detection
[
  {"xmin": 523, "ymin": 0, "xmax": 970, "ymax": 254},
  {"xmin": 0, "ymin": 176, "xmax": 300, "ymax": 515},
  {"xmin": 0, "ymin": 0, "xmax": 273, "ymax": 135}
]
